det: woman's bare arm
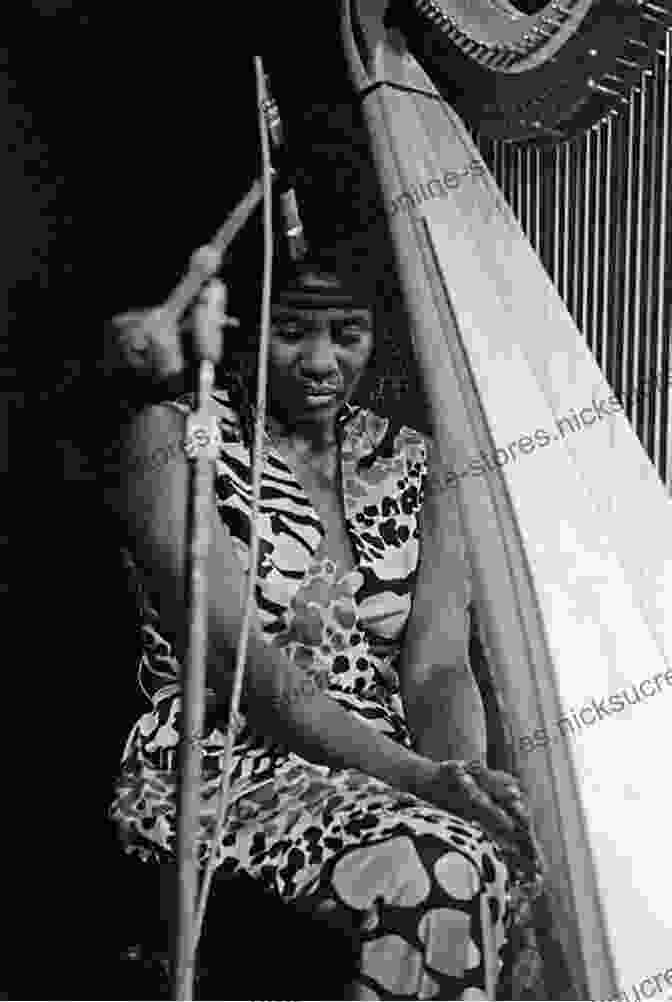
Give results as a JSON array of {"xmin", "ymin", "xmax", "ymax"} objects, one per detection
[{"xmin": 398, "ymin": 443, "xmax": 488, "ymax": 765}]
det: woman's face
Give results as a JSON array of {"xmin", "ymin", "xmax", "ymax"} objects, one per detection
[{"xmin": 268, "ymin": 302, "xmax": 374, "ymax": 429}]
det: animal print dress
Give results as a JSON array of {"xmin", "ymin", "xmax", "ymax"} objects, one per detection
[{"xmin": 111, "ymin": 388, "xmax": 541, "ymax": 1000}]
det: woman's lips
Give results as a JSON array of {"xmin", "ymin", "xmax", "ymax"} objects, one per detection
[
  {"xmin": 301, "ymin": 385, "xmax": 340, "ymax": 405},
  {"xmin": 304, "ymin": 391, "xmax": 339, "ymax": 407}
]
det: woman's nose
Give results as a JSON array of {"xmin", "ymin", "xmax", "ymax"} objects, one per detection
[{"xmin": 300, "ymin": 334, "xmax": 338, "ymax": 378}]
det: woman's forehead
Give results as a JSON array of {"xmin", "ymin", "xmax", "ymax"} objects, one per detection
[
  {"xmin": 271, "ymin": 265, "xmax": 372, "ymax": 311},
  {"xmin": 271, "ymin": 303, "xmax": 373, "ymax": 320}
]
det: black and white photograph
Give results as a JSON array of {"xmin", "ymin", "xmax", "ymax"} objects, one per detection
[{"xmin": 9, "ymin": 1, "xmax": 672, "ymax": 998}]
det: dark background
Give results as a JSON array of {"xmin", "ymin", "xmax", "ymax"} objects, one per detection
[
  {"xmin": 7, "ymin": 4, "xmax": 424, "ymax": 997},
  {"xmin": 7, "ymin": 1, "xmax": 572, "ymax": 996}
]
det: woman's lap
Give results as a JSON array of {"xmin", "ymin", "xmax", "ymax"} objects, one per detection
[
  {"xmin": 210, "ymin": 767, "xmax": 511, "ymax": 1000},
  {"xmin": 113, "ymin": 755, "xmax": 515, "ymax": 998}
]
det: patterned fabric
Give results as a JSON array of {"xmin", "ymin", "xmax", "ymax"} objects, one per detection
[
  {"xmin": 110, "ymin": 388, "xmax": 541, "ymax": 999},
  {"xmin": 214, "ymin": 767, "xmax": 510, "ymax": 1000}
]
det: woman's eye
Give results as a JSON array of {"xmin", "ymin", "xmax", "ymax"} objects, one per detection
[
  {"xmin": 336, "ymin": 326, "xmax": 367, "ymax": 343},
  {"xmin": 337, "ymin": 319, "xmax": 369, "ymax": 335},
  {"xmin": 273, "ymin": 324, "xmax": 304, "ymax": 340}
]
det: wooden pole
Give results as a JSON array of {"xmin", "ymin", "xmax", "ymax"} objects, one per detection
[
  {"xmin": 163, "ymin": 172, "xmax": 275, "ymax": 323},
  {"xmin": 171, "ymin": 57, "xmax": 276, "ymax": 996},
  {"xmin": 173, "ymin": 285, "xmax": 223, "ymax": 1001},
  {"xmin": 192, "ymin": 53, "xmax": 276, "ymax": 950}
]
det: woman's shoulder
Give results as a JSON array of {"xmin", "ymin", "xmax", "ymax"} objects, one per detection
[
  {"xmin": 353, "ymin": 404, "xmax": 432, "ymax": 465},
  {"xmin": 105, "ymin": 386, "xmax": 243, "ymax": 477},
  {"xmin": 160, "ymin": 385, "xmax": 243, "ymax": 443}
]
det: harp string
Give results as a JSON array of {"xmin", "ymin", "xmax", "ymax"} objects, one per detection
[{"xmin": 473, "ymin": 27, "xmax": 672, "ymax": 494}]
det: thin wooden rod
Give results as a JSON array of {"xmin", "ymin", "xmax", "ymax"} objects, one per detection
[
  {"xmin": 164, "ymin": 174, "xmax": 274, "ymax": 321},
  {"xmin": 192, "ymin": 52, "xmax": 276, "ymax": 953},
  {"xmin": 174, "ymin": 316, "xmax": 219, "ymax": 1002}
]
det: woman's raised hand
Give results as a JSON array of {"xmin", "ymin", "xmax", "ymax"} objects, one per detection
[
  {"xmin": 108, "ymin": 302, "xmax": 186, "ymax": 384},
  {"xmin": 105, "ymin": 279, "xmax": 235, "ymax": 390}
]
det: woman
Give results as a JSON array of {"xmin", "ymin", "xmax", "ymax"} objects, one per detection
[{"xmin": 106, "ymin": 252, "xmax": 544, "ymax": 1000}]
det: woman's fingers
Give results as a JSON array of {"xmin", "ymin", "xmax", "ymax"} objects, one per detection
[
  {"xmin": 465, "ymin": 764, "xmax": 532, "ymax": 830},
  {"xmin": 109, "ymin": 306, "xmax": 185, "ymax": 381},
  {"xmin": 424, "ymin": 763, "xmax": 544, "ymax": 880},
  {"xmin": 108, "ymin": 310, "xmax": 150, "ymax": 371},
  {"xmin": 435, "ymin": 764, "xmax": 543, "ymax": 866},
  {"xmin": 147, "ymin": 306, "xmax": 187, "ymax": 378},
  {"xmin": 466, "ymin": 763, "xmax": 522, "ymax": 798},
  {"xmin": 430, "ymin": 763, "xmax": 519, "ymax": 841},
  {"xmin": 464, "ymin": 766, "xmax": 546, "ymax": 878},
  {"xmin": 108, "ymin": 280, "xmax": 237, "ymax": 385},
  {"xmin": 453, "ymin": 770, "xmax": 519, "ymax": 837}
]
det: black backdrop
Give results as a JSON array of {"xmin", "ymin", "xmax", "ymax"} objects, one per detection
[{"xmin": 9, "ymin": 6, "xmax": 450, "ymax": 995}]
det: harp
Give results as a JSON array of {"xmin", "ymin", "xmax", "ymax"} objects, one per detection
[{"xmin": 341, "ymin": 2, "xmax": 672, "ymax": 1000}]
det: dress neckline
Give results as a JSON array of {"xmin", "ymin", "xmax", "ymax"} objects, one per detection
[
  {"xmin": 265, "ymin": 433, "xmax": 363, "ymax": 579},
  {"xmin": 210, "ymin": 386, "xmax": 396, "ymax": 581}
]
